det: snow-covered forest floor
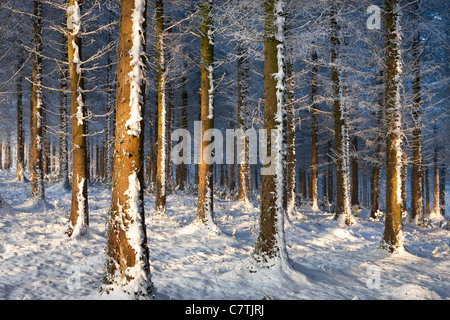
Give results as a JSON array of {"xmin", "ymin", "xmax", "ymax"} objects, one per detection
[{"xmin": 0, "ymin": 170, "xmax": 448, "ymax": 300}]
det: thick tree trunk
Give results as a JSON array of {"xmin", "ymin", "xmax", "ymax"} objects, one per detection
[
  {"xmin": 382, "ymin": 0, "xmax": 404, "ymax": 253},
  {"xmin": 102, "ymin": 0, "xmax": 153, "ymax": 299},
  {"xmin": 66, "ymin": 0, "xmax": 89, "ymax": 238},
  {"xmin": 252, "ymin": 0, "xmax": 288, "ymax": 267},
  {"xmin": 196, "ymin": 0, "xmax": 216, "ymax": 227},
  {"xmin": 30, "ymin": 0, "xmax": 45, "ymax": 200}
]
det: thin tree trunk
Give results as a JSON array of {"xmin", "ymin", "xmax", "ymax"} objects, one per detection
[
  {"xmin": 439, "ymin": 162, "xmax": 445, "ymax": 217},
  {"xmin": 59, "ymin": 41, "xmax": 70, "ymax": 189},
  {"xmin": 177, "ymin": 76, "xmax": 188, "ymax": 190},
  {"xmin": 350, "ymin": 135, "xmax": 359, "ymax": 208},
  {"xmin": 327, "ymin": 142, "xmax": 333, "ymax": 204},
  {"xmin": 310, "ymin": 46, "xmax": 319, "ymax": 211},
  {"xmin": 425, "ymin": 165, "xmax": 430, "ymax": 214},
  {"xmin": 155, "ymin": 0, "xmax": 167, "ymax": 215},
  {"xmin": 331, "ymin": 3, "xmax": 352, "ymax": 225},
  {"xmin": 237, "ymin": 42, "xmax": 250, "ymax": 203},
  {"xmin": 66, "ymin": 0, "xmax": 89, "ymax": 238},
  {"xmin": 102, "ymin": 0, "xmax": 153, "ymax": 299},
  {"xmin": 410, "ymin": 5, "xmax": 423, "ymax": 223},
  {"xmin": 196, "ymin": 0, "xmax": 216, "ymax": 227},
  {"xmin": 370, "ymin": 106, "xmax": 383, "ymax": 219},
  {"xmin": 30, "ymin": 0, "xmax": 44, "ymax": 200},
  {"xmin": 16, "ymin": 49, "xmax": 25, "ymax": 181},
  {"xmin": 382, "ymin": 0, "xmax": 404, "ymax": 253},
  {"xmin": 431, "ymin": 131, "xmax": 440, "ymax": 216}
]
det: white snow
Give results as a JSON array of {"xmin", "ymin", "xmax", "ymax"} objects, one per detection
[
  {"xmin": 125, "ymin": 0, "xmax": 145, "ymax": 137},
  {"xmin": 0, "ymin": 170, "xmax": 449, "ymax": 300}
]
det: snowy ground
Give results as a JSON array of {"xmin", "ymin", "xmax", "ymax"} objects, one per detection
[{"xmin": 0, "ymin": 170, "xmax": 449, "ymax": 300}]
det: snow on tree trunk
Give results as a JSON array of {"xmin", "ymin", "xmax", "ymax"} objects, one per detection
[
  {"xmin": 59, "ymin": 39, "xmax": 70, "ymax": 190},
  {"xmin": 409, "ymin": 4, "xmax": 423, "ymax": 224},
  {"xmin": 102, "ymin": 0, "xmax": 153, "ymax": 299},
  {"xmin": 16, "ymin": 49, "xmax": 25, "ymax": 182},
  {"xmin": 381, "ymin": 0, "xmax": 404, "ymax": 253},
  {"xmin": 30, "ymin": 0, "xmax": 44, "ymax": 200},
  {"xmin": 155, "ymin": 0, "xmax": 167, "ymax": 216},
  {"xmin": 196, "ymin": 0, "xmax": 217, "ymax": 232},
  {"xmin": 237, "ymin": 42, "xmax": 250, "ymax": 204},
  {"xmin": 252, "ymin": 0, "xmax": 288, "ymax": 269},
  {"xmin": 66, "ymin": 0, "xmax": 89, "ymax": 238},
  {"xmin": 310, "ymin": 46, "xmax": 319, "ymax": 212},
  {"xmin": 431, "ymin": 131, "xmax": 440, "ymax": 217},
  {"xmin": 330, "ymin": 3, "xmax": 353, "ymax": 225}
]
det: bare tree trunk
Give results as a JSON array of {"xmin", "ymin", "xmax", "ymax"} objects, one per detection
[
  {"xmin": 382, "ymin": 0, "xmax": 404, "ymax": 253},
  {"xmin": 439, "ymin": 162, "xmax": 445, "ymax": 217},
  {"xmin": 196, "ymin": 0, "xmax": 215, "ymax": 227},
  {"xmin": 237, "ymin": 42, "xmax": 250, "ymax": 203},
  {"xmin": 410, "ymin": 5, "xmax": 423, "ymax": 223},
  {"xmin": 401, "ymin": 152, "xmax": 407, "ymax": 214},
  {"xmin": 176, "ymin": 76, "xmax": 188, "ymax": 190},
  {"xmin": 431, "ymin": 131, "xmax": 440, "ymax": 216},
  {"xmin": 350, "ymin": 135, "xmax": 359, "ymax": 208},
  {"xmin": 331, "ymin": 3, "xmax": 352, "ymax": 225},
  {"xmin": 252, "ymin": 0, "xmax": 288, "ymax": 267},
  {"xmin": 370, "ymin": 106, "xmax": 383, "ymax": 219},
  {"xmin": 30, "ymin": 0, "xmax": 44, "ymax": 200},
  {"xmin": 16, "ymin": 49, "xmax": 25, "ymax": 181},
  {"xmin": 155, "ymin": 0, "xmax": 167, "ymax": 215},
  {"xmin": 327, "ymin": 142, "xmax": 333, "ymax": 204},
  {"xmin": 59, "ymin": 41, "xmax": 70, "ymax": 189},
  {"xmin": 66, "ymin": 0, "xmax": 89, "ymax": 238},
  {"xmin": 310, "ymin": 46, "xmax": 319, "ymax": 211},
  {"xmin": 425, "ymin": 165, "xmax": 431, "ymax": 214},
  {"xmin": 102, "ymin": 0, "xmax": 153, "ymax": 299}
]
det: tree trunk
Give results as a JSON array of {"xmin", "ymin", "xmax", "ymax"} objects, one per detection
[
  {"xmin": 66, "ymin": 0, "xmax": 89, "ymax": 238},
  {"xmin": 350, "ymin": 135, "xmax": 359, "ymax": 208},
  {"xmin": 155, "ymin": 0, "xmax": 167, "ymax": 215},
  {"xmin": 431, "ymin": 132, "xmax": 440, "ymax": 216},
  {"xmin": 401, "ymin": 152, "xmax": 407, "ymax": 214},
  {"xmin": 176, "ymin": 76, "xmax": 188, "ymax": 191},
  {"xmin": 382, "ymin": 0, "xmax": 404, "ymax": 253},
  {"xmin": 102, "ymin": 0, "xmax": 153, "ymax": 299},
  {"xmin": 237, "ymin": 42, "xmax": 250, "ymax": 203},
  {"xmin": 370, "ymin": 106, "xmax": 383, "ymax": 219},
  {"xmin": 16, "ymin": 49, "xmax": 25, "ymax": 181},
  {"xmin": 196, "ymin": 0, "xmax": 215, "ymax": 227},
  {"xmin": 310, "ymin": 46, "xmax": 319, "ymax": 211},
  {"xmin": 410, "ymin": 7, "xmax": 423, "ymax": 223},
  {"xmin": 425, "ymin": 165, "xmax": 430, "ymax": 214},
  {"xmin": 59, "ymin": 41, "xmax": 70, "ymax": 189},
  {"xmin": 252, "ymin": 0, "xmax": 288, "ymax": 267},
  {"xmin": 331, "ymin": 3, "xmax": 352, "ymax": 225},
  {"xmin": 439, "ymin": 162, "xmax": 445, "ymax": 217},
  {"xmin": 327, "ymin": 142, "xmax": 333, "ymax": 204},
  {"xmin": 30, "ymin": 0, "xmax": 45, "ymax": 200}
]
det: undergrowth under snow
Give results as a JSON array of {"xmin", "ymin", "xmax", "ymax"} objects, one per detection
[{"xmin": 0, "ymin": 170, "xmax": 448, "ymax": 300}]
